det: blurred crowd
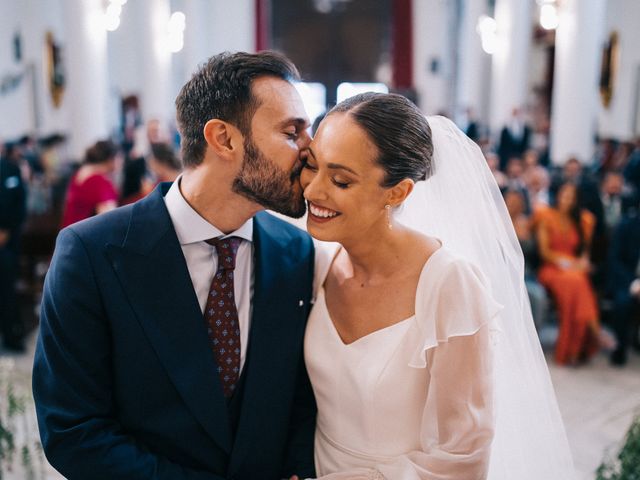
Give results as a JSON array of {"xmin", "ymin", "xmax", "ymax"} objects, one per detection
[
  {"xmin": 0, "ymin": 113, "xmax": 182, "ymax": 353},
  {"xmin": 1, "ymin": 103, "xmax": 639, "ymax": 368},
  {"xmin": 470, "ymin": 108, "xmax": 640, "ymax": 367}
]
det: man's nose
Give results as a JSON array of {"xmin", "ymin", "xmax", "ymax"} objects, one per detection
[{"xmin": 298, "ymin": 130, "xmax": 312, "ymax": 149}]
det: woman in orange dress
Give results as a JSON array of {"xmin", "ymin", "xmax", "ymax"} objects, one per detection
[{"xmin": 536, "ymin": 180, "xmax": 600, "ymax": 365}]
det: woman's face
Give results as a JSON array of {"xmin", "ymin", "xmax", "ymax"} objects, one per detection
[
  {"xmin": 557, "ymin": 183, "xmax": 577, "ymax": 213},
  {"xmin": 300, "ymin": 113, "xmax": 391, "ymax": 243},
  {"xmin": 504, "ymin": 190, "xmax": 525, "ymax": 217}
]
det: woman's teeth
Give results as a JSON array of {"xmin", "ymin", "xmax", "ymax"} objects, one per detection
[{"xmin": 309, "ymin": 204, "xmax": 339, "ymax": 218}]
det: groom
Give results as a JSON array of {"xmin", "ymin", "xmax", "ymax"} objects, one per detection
[{"xmin": 33, "ymin": 51, "xmax": 316, "ymax": 479}]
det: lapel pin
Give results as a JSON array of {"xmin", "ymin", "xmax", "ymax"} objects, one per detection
[{"xmin": 298, "ymin": 300, "xmax": 304, "ymax": 307}]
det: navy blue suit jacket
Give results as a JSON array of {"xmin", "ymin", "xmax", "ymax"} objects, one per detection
[
  {"xmin": 33, "ymin": 184, "xmax": 316, "ymax": 479},
  {"xmin": 608, "ymin": 214, "xmax": 640, "ymax": 295}
]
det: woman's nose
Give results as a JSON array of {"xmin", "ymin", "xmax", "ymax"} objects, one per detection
[{"xmin": 302, "ymin": 172, "xmax": 324, "ymax": 202}]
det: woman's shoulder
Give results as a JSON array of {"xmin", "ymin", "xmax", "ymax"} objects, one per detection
[{"xmin": 312, "ymin": 240, "xmax": 341, "ymax": 297}]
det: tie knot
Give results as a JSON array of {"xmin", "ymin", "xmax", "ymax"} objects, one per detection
[{"xmin": 206, "ymin": 236, "xmax": 242, "ymax": 270}]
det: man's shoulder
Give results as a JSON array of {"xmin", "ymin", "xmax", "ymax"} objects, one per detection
[{"xmin": 62, "ymin": 204, "xmax": 134, "ymax": 245}]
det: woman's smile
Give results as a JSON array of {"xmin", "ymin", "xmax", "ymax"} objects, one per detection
[{"xmin": 307, "ymin": 201, "xmax": 341, "ymax": 223}]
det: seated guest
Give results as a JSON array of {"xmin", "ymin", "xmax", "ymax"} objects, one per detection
[
  {"xmin": 525, "ymin": 165, "xmax": 551, "ymax": 209},
  {"xmin": 485, "ymin": 152, "xmax": 507, "ymax": 189},
  {"xmin": 505, "ymin": 189, "xmax": 548, "ymax": 330},
  {"xmin": 608, "ymin": 206, "xmax": 640, "ymax": 366},
  {"xmin": 120, "ymin": 143, "xmax": 182, "ymax": 205},
  {"xmin": 61, "ymin": 140, "xmax": 119, "ymax": 228},
  {"xmin": 536, "ymin": 180, "xmax": 603, "ymax": 365}
]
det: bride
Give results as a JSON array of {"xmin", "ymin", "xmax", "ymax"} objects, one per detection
[{"xmin": 298, "ymin": 93, "xmax": 576, "ymax": 479}]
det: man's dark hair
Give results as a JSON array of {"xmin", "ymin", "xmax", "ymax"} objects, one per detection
[
  {"xmin": 328, "ymin": 92, "xmax": 433, "ymax": 187},
  {"xmin": 175, "ymin": 51, "xmax": 300, "ymax": 168}
]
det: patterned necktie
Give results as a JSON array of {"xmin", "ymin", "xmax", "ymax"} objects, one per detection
[{"xmin": 204, "ymin": 236, "xmax": 242, "ymax": 398}]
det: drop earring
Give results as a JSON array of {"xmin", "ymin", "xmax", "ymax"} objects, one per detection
[{"xmin": 385, "ymin": 204, "xmax": 393, "ymax": 230}]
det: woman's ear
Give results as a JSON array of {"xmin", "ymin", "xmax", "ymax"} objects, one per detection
[
  {"xmin": 203, "ymin": 119, "xmax": 242, "ymax": 158},
  {"xmin": 387, "ymin": 178, "xmax": 415, "ymax": 207}
]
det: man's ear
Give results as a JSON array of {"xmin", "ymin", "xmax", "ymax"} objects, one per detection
[{"xmin": 203, "ymin": 119, "xmax": 242, "ymax": 158}]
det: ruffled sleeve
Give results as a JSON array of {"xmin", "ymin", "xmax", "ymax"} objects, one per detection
[{"xmin": 409, "ymin": 253, "xmax": 503, "ymax": 368}]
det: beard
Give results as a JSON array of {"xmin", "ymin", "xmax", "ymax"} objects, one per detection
[{"xmin": 231, "ymin": 137, "xmax": 307, "ymax": 218}]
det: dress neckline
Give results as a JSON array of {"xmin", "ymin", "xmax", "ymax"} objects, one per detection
[{"xmin": 319, "ymin": 244, "xmax": 445, "ymax": 347}]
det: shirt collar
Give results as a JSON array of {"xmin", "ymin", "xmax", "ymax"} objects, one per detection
[{"xmin": 164, "ymin": 176, "xmax": 253, "ymax": 245}]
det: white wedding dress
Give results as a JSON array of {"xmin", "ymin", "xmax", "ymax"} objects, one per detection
[{"xmin": 305, "ymin": 243, "xmax": 502, "ymax": 480}]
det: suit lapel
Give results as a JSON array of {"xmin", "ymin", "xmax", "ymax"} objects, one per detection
[{"xmin": 104, "ymin": 185, "xmax": 232, "ymax": 453}]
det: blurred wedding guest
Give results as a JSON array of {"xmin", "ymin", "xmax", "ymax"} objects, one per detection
[
  {"xmin": 120, "ymin": 143, "xmax": 181, "ymax": 205},
  {"xmin": 592, "ymin": 138, "xmax": 617, "ymax": 175},
  {"xmin": 458, "ymin": 106, "xmax": 481, "ymax": 143},
  {"xmin": 0, "ymin": 143, "xmax": 27, "ymax": 352},
  {"xmin": 485, "ymin": 152, "xmax": 507, "ymax": 189},
  {"xmin": 505, "ymin": 157, "xmax": 531, "ymax": 212},
  {"xmin": 121, "ymin": 95, "xmax": 142, "ymax": 157},
  {"xmin": 607, "ymin": 205, "xmax": 640, "ymax": 366},
  {"xmin": 536, "ymin": 180, "xmax": 603, "ymax": 365},
  {"xmin": 497, "ymin": 107, "xmax": 531, "ymax": 170},
  {"xmin": 525, "ymin": 165, "xmax": 551, "ymax": 209},
  {"xmin": 600, "ymin": 171, "xmax": 625, "ymax": 232},
  {"xmin": 505, "ymin": 189, "xmax": 548, "ymax": 329},
  {"xmin": 554, "ymin": 157, "xmax": 606, "ymax": 277},
  {"xmin": 624, "ymin": 140, "xmax": 640, "ymax": 194},
  {"xmin": 18, "ymin": 134, "xmax": 44, "ymax": 177},
  {"xmin": 148, "ymin": 142, "xmax": 181, "ymax": 183},
  {"xmin": 122, "ymin": 119, "xmax": 171, "ymax": 203},
  {"xmin": 60, "ymin": 140, "xmax": 119, "ymax": 228}
]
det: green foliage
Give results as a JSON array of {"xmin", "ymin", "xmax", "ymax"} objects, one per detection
[
  {"xmin": 0, "ymin": 362, "xmax": 43, "ymax": 479},
  {"xmin": 597, "ymin": 415, "xmax": 640, "ymax": 480}
]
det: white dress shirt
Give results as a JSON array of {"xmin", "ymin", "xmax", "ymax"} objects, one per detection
[{"xmin": 164, "ymin": 178, "xmax": 253, "ymax": 371}]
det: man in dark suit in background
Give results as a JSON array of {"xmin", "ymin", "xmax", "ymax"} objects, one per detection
[
  {"xmin": 608, "ymin": 203, "xmax": 640, "ymax": 366},
  {"xmin": 497, "ymin": 107, "xmax": 531, "ymax": 171},
  {"xmin": 33, "ymin": 51, "xmax": 316, "ymax": 479},
  {"xmin": 0, "ymin": 143, "xmax": 27, "ymax": 352}
]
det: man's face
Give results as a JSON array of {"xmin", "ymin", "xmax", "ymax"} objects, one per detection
[{"xmin": 232, "ymin": 77, "xmax": 311, "ymax": 218}]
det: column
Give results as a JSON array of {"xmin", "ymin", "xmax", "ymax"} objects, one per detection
[
  {"xmin": 61, "ymin": 0, "xmax": 109, "ymax": 159},
  {"xmin": 455, "ymin": 0, "xmax": 491, "ymax": 124},
  {"xmin": 489, "ymin": 0, "xmax": 534, "ymax": 132},
  {"xmin": 133, "ymin": 0, "xmax": 172, "ymax": 126},
  {"xmin": 183, "ymin": 0, "xmax": 211, "ymax": 79},
  {"xmin": 180, "ymin": 0, "xmax": 256, "ymax": 85},
  {"xmin": 550, "ymin": 0, "xmax": 607, "ymax": 164},
  {"xmin": 207, "ymin": 1, "xmax": 256, "ymax": 54},
  {"xmin": 412, "ymin": 0, "xmax": 455, "ymax": 115}
]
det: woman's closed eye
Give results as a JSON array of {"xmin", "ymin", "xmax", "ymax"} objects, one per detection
[{"xmin": 332, "ymin": 178, "xmax": 351, "ymax": 189}]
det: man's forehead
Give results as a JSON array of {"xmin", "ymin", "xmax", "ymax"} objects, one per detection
[{"xmin": 252, "ymin": 77, "xmax": 307, "ymax": 117}]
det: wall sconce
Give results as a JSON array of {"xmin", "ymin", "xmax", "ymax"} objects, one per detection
[
  {"xmin": 167, "ymin": 11, "xmax": 186, "ymax": 53},
  {"xmin": 104, "ymin": 0, "xmax": 127, "ymax": 32},
  {"xmin": 476, "ymin": 15, "xmax": 498, "ymax": 55},
  {"xmin": 538, "ymin": 0, "xmax": 559, "ymax": 30}
]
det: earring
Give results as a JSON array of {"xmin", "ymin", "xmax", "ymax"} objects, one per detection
[{"xmin": 385, "ymin": 204, "xmax": 393, "ymax": 230}]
